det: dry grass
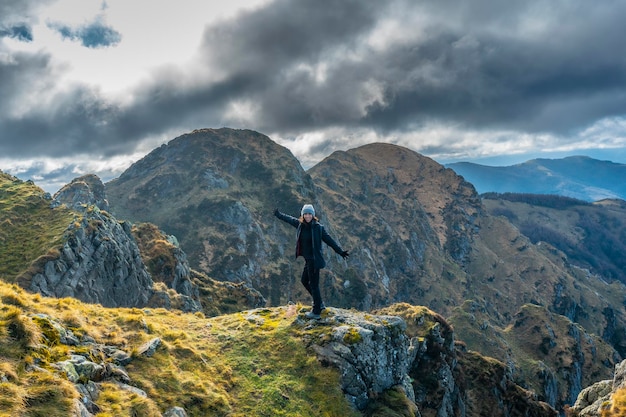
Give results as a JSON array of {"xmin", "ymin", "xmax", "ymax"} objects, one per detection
[
  {"xmin": 602, "ymin": 387, "xmax": 626, "ymax": 416},
  {"xmin": 0, "ymin": 281, "xmax": 361, "ymax": 416}
]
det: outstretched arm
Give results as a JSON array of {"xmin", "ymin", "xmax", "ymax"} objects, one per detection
[
  {"xmin": 321, "ymin": 227, "xmax": 349, "ymax": 259},
  {"xmin": 274, "ymin": 209, "xmax": 300, "ymax": 228}
]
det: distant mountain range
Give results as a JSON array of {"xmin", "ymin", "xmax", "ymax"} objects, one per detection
[{"xmin": 447, "ymin": 156, "xmax": 626, "ymax": 201}]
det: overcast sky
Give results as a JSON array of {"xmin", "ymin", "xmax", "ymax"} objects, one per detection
[{"xmin": 3, "ymin": 0, "xmax": 626, "ymax": 193}]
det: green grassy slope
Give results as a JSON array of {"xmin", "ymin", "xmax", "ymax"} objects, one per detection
[
  {"xmin": 0, "ymin": 281, "xmax": 365, "ymax": 417},
  {"xmin": 0, "ymin": 172, "xmax": 76, "ymax": 282}
]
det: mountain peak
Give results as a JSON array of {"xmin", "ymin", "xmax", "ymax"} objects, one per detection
[{"xmin": 52, "ymin": 174, "xmax": 109, "ymax": 212}]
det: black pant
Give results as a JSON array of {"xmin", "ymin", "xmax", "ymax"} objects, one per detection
[{"xmin": 301, "ymin": 259, "xmax": 322, "ymax": 314}]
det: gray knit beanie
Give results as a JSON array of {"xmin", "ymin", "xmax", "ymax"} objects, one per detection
[{"xmin": 301, "ymin": 204, "xmax": 315, "ymax": 216}]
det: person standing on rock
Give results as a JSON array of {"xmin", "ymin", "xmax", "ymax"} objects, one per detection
[{"xmin": 274, "ymin": 204, "xmax": 349, "ymax": 319}]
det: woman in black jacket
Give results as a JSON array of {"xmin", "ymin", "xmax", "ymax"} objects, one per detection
[{"xmin": 274, "ymin": 204, "xmax": 349, "ymax": 319}]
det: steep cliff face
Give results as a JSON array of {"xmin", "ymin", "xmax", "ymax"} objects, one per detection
[
  {"xmin": 2, "ymin": 171, "xmax": 264, "ymax": 313},
  {"xmin": 377, "ymin": 303, "xmax": 558, "ymax": 417},
  {"xmin": 19, "ymin": 206, "xmax": 155, "ymax": 308},
  {"xmin": 299, "ymin": 307, "xmax": 416, "ymax": 411},
  {"xmin": 8, "ymin": 173, "xmax": 154, "ymax": 307}
]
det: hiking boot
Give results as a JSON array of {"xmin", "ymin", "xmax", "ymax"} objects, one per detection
[{"xmin": 304, "ymin": 311, "xmax": 321, "ymax": 320}]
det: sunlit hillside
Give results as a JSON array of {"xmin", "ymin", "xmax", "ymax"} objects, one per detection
[{"xmin": 0, "ymin": 281, "xmax": 374, "ymax": 416}]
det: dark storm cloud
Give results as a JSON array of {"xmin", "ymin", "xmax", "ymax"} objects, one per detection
[
  {"xmin": 0, "ymin": 84, "xmax": 121, "ymax": 157},
  {"xmin": 188, "ymin": 0, "xmax": 626, "ymax": 137},
  {"xmin": 195, "ymin": 0, "xmax": 384, "ymax": 130},
  {"xmin": 48, "ymin": 17, "xmax": 122, "ymax": 48},
  {"xmin": 3, "ymin": 0, "xmax": 626, "ymax": 163},
  {"xmin": 309, "ymin": 2, "xmax": 624, "ymax": 135}
]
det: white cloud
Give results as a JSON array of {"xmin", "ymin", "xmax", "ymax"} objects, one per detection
[{"xmin": 10, "ymin": 0, "xmax": 271, "ymax": 95}]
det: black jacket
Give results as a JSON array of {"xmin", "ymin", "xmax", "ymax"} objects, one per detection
[{"xmin": 274, "ymin": 210, "xmax": 344, "ymax": 269}]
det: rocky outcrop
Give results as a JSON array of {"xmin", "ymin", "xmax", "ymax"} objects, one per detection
[
  {"xmin": 376, "ymin": 303, "xmax": 558, "ymax": 417},
  {"xmin": 571, "ymin": 359, "xmax": 626, "ymax": 416},
  {"xmin": 21, "ymin": 207, "xmax": 154, "ymax": 308},
  {"xmin": 295, "ymin": 304, "xmax": 558, "ymax": 416},
  {"xmin": 299, "ymin": 307, "xmax": 416, "ymax": 410},
  {"xmin": 52, "ymin": 174, "xmax": 109, "ymax": 212}
]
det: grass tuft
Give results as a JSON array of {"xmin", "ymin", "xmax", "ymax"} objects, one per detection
[{"xmin": 4, "ymin": 307, "xmax": 42, "ymax": 349}]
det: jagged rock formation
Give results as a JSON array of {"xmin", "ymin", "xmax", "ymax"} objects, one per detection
[
  {"xmin": 3, "ymin": 172, "xmax": 155, "ymax": 307},
  {"xmin": 21, "ymin": 203, "xmax": 265, "ymax": 311},
  {"xmin": 2, "ymin": 171, "xmax": 264, "ymax": 314},
  {"xmin": 52, "ymin": 174, "xmax": 110, "ymax": 212},
  {"xmin": 571, "ymin": 359, "xmax": 626, "ymax": 416},
  {"xmin": 378, "ymin": 303, "xmax": 558, "ymax": 417},
  {"xmin": 304, "ymin": 308, "xmax": 415, "ymax": 410},
  {"xmin": 19, "ymin": 206, "xmax": 154, "ymax": 307}
]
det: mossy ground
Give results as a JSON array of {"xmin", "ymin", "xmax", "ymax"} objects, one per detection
[{"xmin": 0, "ymin": 282, "xmax": 361, "ymax": 416}]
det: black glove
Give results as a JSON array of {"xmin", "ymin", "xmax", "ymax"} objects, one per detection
[
  {"xmin": 340, "ymin": 250, "xmax": 349, "ymax": 259},
  {"xmin": 273, "ymin": 208, "xmax": 279, "ymax": 217}
]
